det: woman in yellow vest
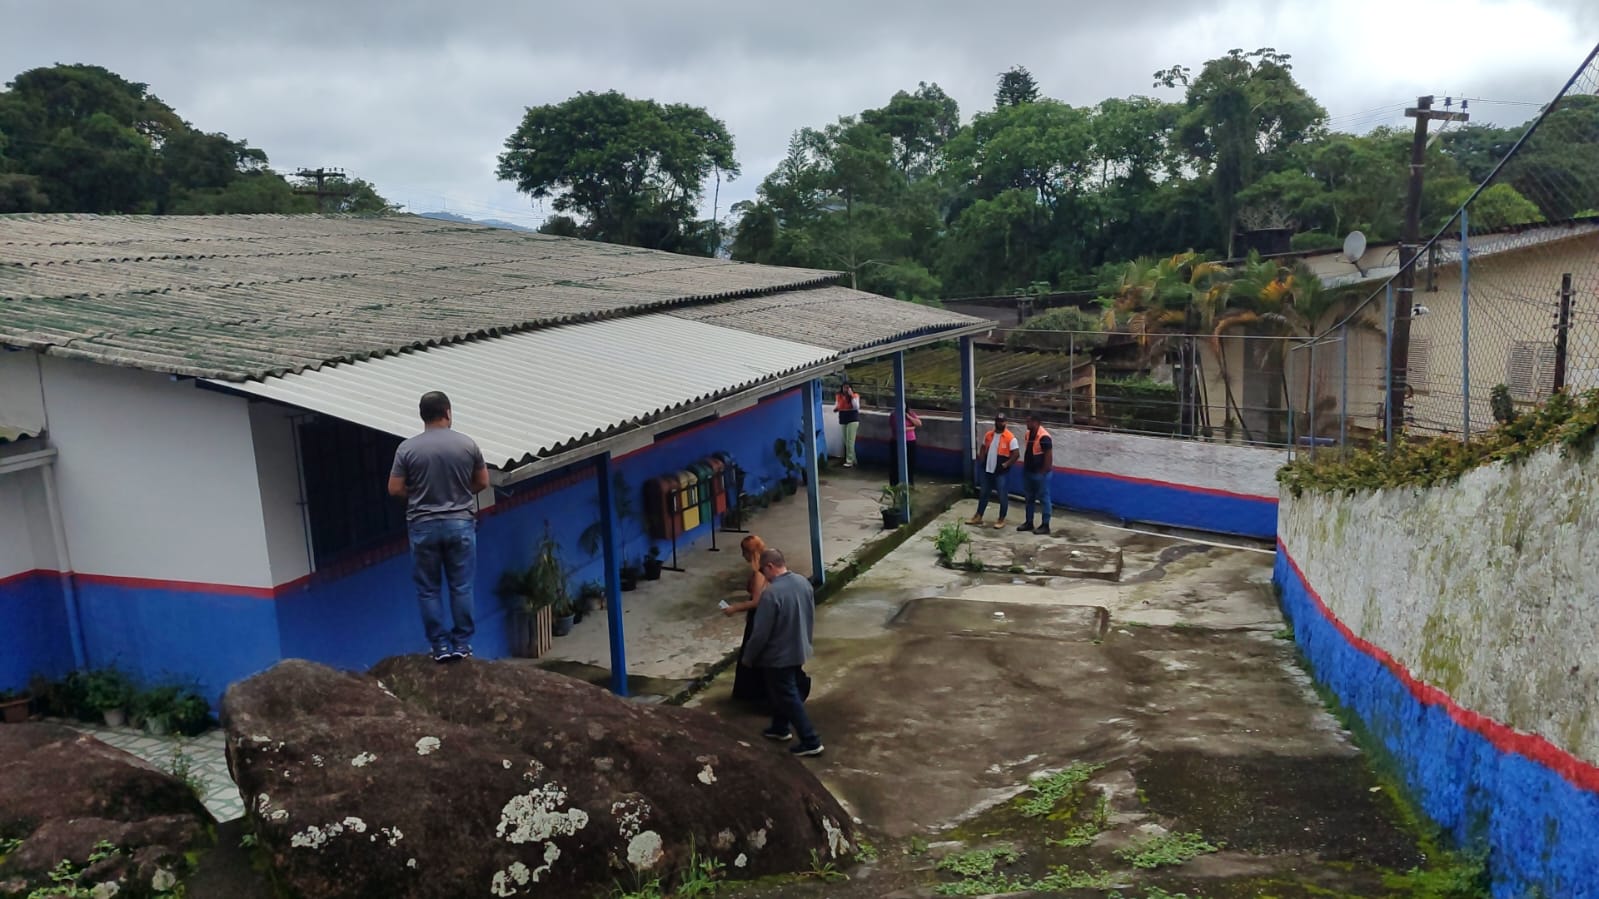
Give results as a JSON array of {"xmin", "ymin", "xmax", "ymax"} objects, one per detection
[{"xmin": 835, "ymin": 382, "xmax": 861, "ymax": 468}]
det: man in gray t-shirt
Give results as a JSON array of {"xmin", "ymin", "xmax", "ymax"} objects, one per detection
[
  {"xmin": 742, "ymin": 548, "xmax": 823, "ymax": 756},
  {"xmin": 388, "ymin": 390, "xmax": 488, "ymax": 662}
]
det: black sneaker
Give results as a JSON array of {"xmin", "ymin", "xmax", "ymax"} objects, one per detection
[
  {"xmin": 762, "ymin": 727, "xmax": 794, "ymax": 741},
  {"xmin": 1036, "ymin": 525, "xmax": 1051, "ymax": 536},
  {"xmin": 452, "ymin": 643, "xmax": 473, "ymax": 660},
  {"xmin": 431, "ymin": 644, "xmax": 453, "ymax": 663},
  {"xmin": 1017, "ymin": 522, "xmax": 1034, "ymax": 532},
  {"xmin": 790, "ymin": 743, "xmax": 824, "ymax": 757}
]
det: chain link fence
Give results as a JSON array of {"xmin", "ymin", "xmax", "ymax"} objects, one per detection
[{"xmin": 1309, "ymin": 43, "xmax": 1599, "ymax": 451}]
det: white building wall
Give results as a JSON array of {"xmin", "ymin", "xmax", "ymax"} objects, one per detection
[
  {"xmin": 250, "ymin": 403, "xmax": 314, "ymax": 586},
  {"xmin": 0, "ymin": 466, "xmax": 56, "ymax": 578},
  {"xmin": 39, "ymin": 357, "xmax": 275, "ymax": 588},
  {"xmin": 0, "ymin": 350, "xmax": 46, "ymax": 438}
]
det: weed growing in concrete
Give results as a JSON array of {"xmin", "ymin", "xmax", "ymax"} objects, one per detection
[
  {"xmin": 1033, "ymin": 864, "xmax": 1118, "ymax": 890},
  {"xmin": 934, "ymin": 521, "xmax": 972, "ymax": 563},
  {"xmin": 0, "ymin": 836, "xmax": 21, "ymax": 858},
  {"xmin": 936, "ymin": 844, "xmax": 1018, "ymax": 877},
  {"xmin": 854, "ymin": 838, "xmax": 879, "ymax": 862},
  {"xmin": 1047, "ymin": 793, "xmax": 1111, "ymax": 847},
  {"xmin": 803, "ymin": 849, "xmax": 847, "ymax": 883},
  {"xmin": 1115, "ymin": 831, "xmax": 1220, "ymax": 869},
  {"xmin": 165, "ymin": 742, "xmax": 207, "ymax": 800},
  {"xmin": 963, "ymin": 547, "xmax": 985, "ymax": 572},
  {"xmin": 1381, "ymin": 855, "xmax": 1491, "ymax": 898},
  {"xmin": 612, "ymin": 844, "xmax": 724, "ymax": 899},
  {"xmin": 906, "ymin": 836, "xmax": 930, "ymax": 857},
  {"xmin": 1017, "ymin": 762, "xmax": 1105, "ymax": 818},
  {"xmin": 1273, "ymin": 627, "xmax": 1294, "ymax": 640}
]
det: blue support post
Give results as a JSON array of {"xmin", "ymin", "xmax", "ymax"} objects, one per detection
[
  {"xmin": 1384, "ymin": 284, "xmax": 1395, "ymax": 447},
  {"xmin": 595, "ymin": 452, "xmax": 627, "ymax": 697},
  {"xmin": 801, "ymin": 379, "xmax": 825, "ymax": 586},
  {"xmin": 893, "ymin": 351, "xmax": 910, "ymax": 519},
  {"xmin": 959, "ymin": 337, "xmax": 977, "ymax": 485},
  {"xmin": 1460, "ymin": 209, "xmax": 1471, "ymax": 441}
]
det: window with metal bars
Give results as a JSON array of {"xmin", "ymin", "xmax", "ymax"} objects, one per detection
[{"xmin": 298, "ymin": 416, "xmax": 407, "ymax": 565}]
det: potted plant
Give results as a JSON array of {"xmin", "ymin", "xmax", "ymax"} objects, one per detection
[
  {"xmin": 83, "ymin": 668, "xmax": 133, "ymax": 728},
  {"xmin": 496, "ymin": 525, "xmax": 567, "ymax": 658},
  {"xmin": 578, "ymin": 580, "xmax": 605, "ymax": 613},
  {"xmin": 170, "ymin": 689, "xmax": 212, "ymax": 737},
  {"xmin": 551, "ymin": 592, "xmax": 577, "ymax": 637},
  {"xmin": 879, "ymin": 483, "xmax": 911, "ymax": 530},
  {"xmin": 0, "ymin": 689, "xmax": 29, "ymax": 724},
  {"xmin": 620, "ymin": 558, "xmax": 641, "ymax": 592},
  {"xmin": 774, "ymin": 435, "xmax": 804, "ymax": 495},
  {"xmin": 134, "ymin": 684, "xmax": 183, "ymax": 736},
  {"xmin": 642, "ymin": 546, "xmax": 664, "ymax": 581}
]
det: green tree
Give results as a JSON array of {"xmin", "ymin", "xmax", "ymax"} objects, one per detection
[
  {"xmin": 1155, "ymin": 48, "xmax": 1327, "ymax": 257},
  {"xmin": 0, "ymin": 63, "xmax": 394, "ymax": 215},
  {"xmin": 995, "ymin": 66, "xmax": 1041, "ymax": 108},
  {"xmin": 1456, "ymin": 182, "xmax": 1543, "ymax": 230},
  {"xmin": 495, "ymin": 90, "xmax": 738, "ymax": 253}
]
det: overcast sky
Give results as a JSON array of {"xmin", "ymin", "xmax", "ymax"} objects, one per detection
[{"xmin": 4, "ymin": 0, "xmax": 1596, "ymax": 227}]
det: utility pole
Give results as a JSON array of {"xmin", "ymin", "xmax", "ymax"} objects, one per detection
[
  {"xmin": 291, "ymin": 167, "xmax": 350, "ymax": 213},
  {"xmin": 1554, "ymin": 273, "xmax": 1574, "ymax": 392},
  {"xmin": 1387, "ymin": 96, "xmax": 1468, "ymax": 447}
]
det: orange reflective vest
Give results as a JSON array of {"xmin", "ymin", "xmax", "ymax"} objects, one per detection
[
  {"xmin": 834, "ymin": 391, "xmax": 853, "ymax": 411},
  {"xmin": 980, "ymin": 428, "xmax": 1016, "ymax": 460},
  {"xmin": 1027, "ymin": 425, "xmax": 1051, "ymax": 457}
]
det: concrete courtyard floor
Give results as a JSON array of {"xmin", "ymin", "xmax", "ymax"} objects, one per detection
[
  {"xmin": 689, "ymin": 503, "xmax": 1448, "ymax": 898},
  {"xmin": 537, "ymin": 466, "xmax": 959, "ymax": 696}
]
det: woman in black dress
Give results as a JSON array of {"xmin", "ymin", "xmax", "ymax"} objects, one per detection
[{"xmin": 724, "ymin": 534, "xmax": 769, "ymax": 703}]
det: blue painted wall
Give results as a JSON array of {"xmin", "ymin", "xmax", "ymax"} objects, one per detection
[
  {"xmin": 856, "ymin": 436, "xmax": 1277, "ymax": 539},
  {"xmin": 1276, "ymin": 550, "xmax": 1599, "ymax": 898},
  {"xmin": 73, "ymin": 581, "xmax": 283, "ymax": 706},
  {"xmin": 0, "ymin": 572, "xmax": 73, "ymax": 691},
  {"xmin": 276, "ymin": 388, "xmax": 813, "ymax": 673}
]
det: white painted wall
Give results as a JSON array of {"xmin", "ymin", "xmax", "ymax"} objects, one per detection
[
  {"xmin": 0, "ymin": 466, "xmax": 57, "ymax": 578},
  {"xmin": 250, "ymin": 402, "xmax": 313, "ymax": 586},
  {"xmin": 39, "ymin": 357, "xmax": 275, "ymax": 588},
  {"xmin": 1280, "ymin": 445, "xmax": 1599, "ymax": 764},
  {"xmin": 0, "ymin": 350, "xmax": 46, "ymax": 438}
]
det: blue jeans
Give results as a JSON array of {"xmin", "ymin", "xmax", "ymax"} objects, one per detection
[
  {"xmin": 1024, "ymin": 470, "xmax": 1052, "ymax": 526},
  {"xmin": 409, "ymin": 518, "xmax": 476, "ymax": 648},
  {"xmin": 763, "ymin": 665, "xmax": 819, "ymax": 747},
  {"xmin": 974, "ymin": 467, "xmax": 1010, "ymax": 520}
]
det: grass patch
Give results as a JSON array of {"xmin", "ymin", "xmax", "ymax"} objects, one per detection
[
  {"xmin": 1381, "ymin": 855, "xmax": 1491, "ymax": 898},
  {"xmin": 1115, "ymin": 831, "xmax": 1221, "ymax": 869},
  {"xmin": 936, "ymin": 845, "xmax": 1018, "ymax": 877},
  {"xmin": 1017, "ymin": 762, "xmax": 1105, "ymax": 818},
  {"xmin": 1047, "ymin": 793, "xmax": 1111, "ymax": 848}
]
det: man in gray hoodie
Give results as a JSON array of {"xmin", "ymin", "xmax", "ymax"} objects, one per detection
[{"xmin": 741, "ymin": 548, "xmax": 823, "ymax": 756}]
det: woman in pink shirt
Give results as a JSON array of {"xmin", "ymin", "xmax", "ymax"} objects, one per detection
[{"xmin": 890, "ymin": 408, "xmax": 922, "ymax": 487}]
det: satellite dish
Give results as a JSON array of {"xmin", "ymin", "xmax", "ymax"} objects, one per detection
[{"xmin": 1342, "ymin": 231, "xmax": 1367, "ymax": 263}]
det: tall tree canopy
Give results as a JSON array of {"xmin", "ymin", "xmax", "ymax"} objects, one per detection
[
  {"xmin": 995, "ymin": 66, "xmax": 1040, "ymax": 108},
  {"xmin": 495, "ymin": 91, "xmax": 738, "ymax": 255},
  {"xmin": 0, "ymin": 64, "xmax": 392, "ymax": 215}
]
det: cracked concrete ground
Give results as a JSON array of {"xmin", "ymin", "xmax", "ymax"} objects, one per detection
[{"xmin": 690, "ymin": 502, "xmax": 1441, "ymax": 898}]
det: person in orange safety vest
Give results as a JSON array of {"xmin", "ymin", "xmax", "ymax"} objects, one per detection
[
  {"xmin": 968, "ymin": 413, "xmax": 1020, "ymax": 529},
  {"xmin": 1018, "ymin": 413, "xmax": 1054, "ymax": 535}
]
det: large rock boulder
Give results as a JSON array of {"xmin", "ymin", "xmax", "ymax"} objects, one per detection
[
  {"xmin": 222, "ymin": 657, "xmax": 853, "ymax": 898},
  {"xmin": 0, "ymin": 723, "xmax": 213, "ymax": 898}
]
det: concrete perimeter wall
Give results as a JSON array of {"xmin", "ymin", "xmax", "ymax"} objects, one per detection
[
  {"xmin": 1276, "ymin": 445, "xmax": 1599, "ymax": 897},
  {"xmin": 847, "ymin": 410, "xmax": 1281, "ymax": 539}
]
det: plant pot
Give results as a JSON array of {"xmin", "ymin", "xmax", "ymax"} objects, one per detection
[
  {"xmin": 102, "ymin": 707, "xmax": 127, "ymax": 728},
  {"xmin": 507, "ymin": 606, "xmax": 554, "ymax": 659},
  {"xmin": 643, "ymin": 558, "xmax": 663, "ymax": 581},
  {"xmin": 552, "ymin": 614, "xmax": 576, "ymax": 637},
  {"xmin": 880, "ymin": 508, "xmax": 904, "ymax": 530},
  {"xmin": 781, "ymin": 478, "xmax": 799, "ymax": 496},
  {"xmin": 0, "ymin": 697, "xmax": 29, "ymax": 724},
  {"xmin": 620, "ymin": 572, "xmax": 639, "ymax": 592},
  {"xmin": 144, "ymin": 715, "xmax": 171, "ymax": 737}
]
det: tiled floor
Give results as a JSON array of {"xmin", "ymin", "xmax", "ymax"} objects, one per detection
[{"xmin": 67, "ymin": 722, "xmax": 245, "ymax": 822}]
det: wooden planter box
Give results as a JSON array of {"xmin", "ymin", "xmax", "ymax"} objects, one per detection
[
  {"xmin": 507, "ymin": 606, "xmax": 554, "ymax": 659},
  {"xmin": 1, "ymin": 696, "xmax": 31, "ymax": 724}
]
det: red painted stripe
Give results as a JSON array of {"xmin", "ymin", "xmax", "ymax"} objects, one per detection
[
  {"xmin": 1278, "ymin": 540, "xmax": 1599, "ymax": 796},
  {"xmin": 74, "ymin": 572, "xmax": 278, "ymax": 600},
  {"xmin": 1059, "ymin": 467, "xmax": 1277, "ymax": 504},
  {"xmin": 0, "ymin": 568, "xmax": 53, "ymax": 589}
]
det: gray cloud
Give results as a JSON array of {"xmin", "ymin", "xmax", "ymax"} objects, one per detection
[{"xmin": 4, "ymin": 0, "xmax": 1593, "ymax": 225}]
